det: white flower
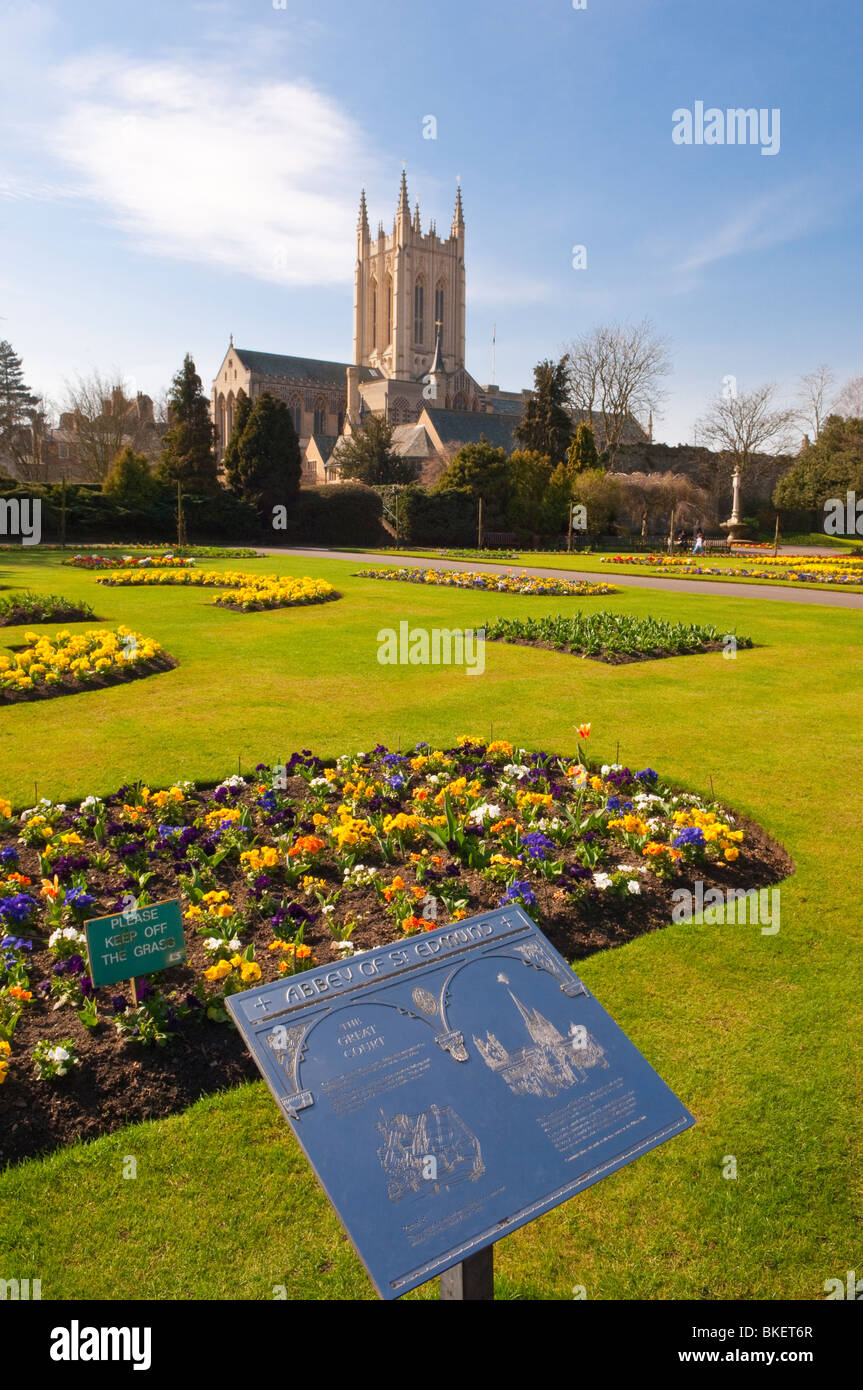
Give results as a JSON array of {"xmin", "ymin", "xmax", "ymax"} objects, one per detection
[
  {"xmin": 203, "ymin": 937, "xmax": 223, "ymax": 952},
  {"xmin": 48, "ymin": 1046, "xmax": 70, "ymax": 1064},
  {"xmin": 80, "ymin": 795, "xmax": 102, "ymax": 810},
  {"xmin": 503, "ymin": 763, "xmax": 530, "ymax": 780},
  {"xmin": 335, "ymin": 941, "xmax": 354, "ymax": 957},
  {"xmin": 322, "ymin": 904, "xmax": 334, "ymax": 915},
  {"xmin": 227, "ymin": 936, "xmax": 242, "ymax": 952},
  {"xmin": 601, "ymin": 763, "xmax": 622, "ymax": 776},
  {"xmin": 627, "ymin": 880, "xmax": 642, "ymax": 895},
  {"xmin": 309, "ymin": 777, "xmax": 330, "ymax": 788},
  {"xmin": 469, "ymin": 803, "xmax": 501, "ymax": 824},
  {"xmin": 592, "ymin": 872, "xmax": 612, "ymax": 890}
]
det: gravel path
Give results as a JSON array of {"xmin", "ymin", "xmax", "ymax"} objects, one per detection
[{"xmin": 264, "ymin": 548, "xmax": 863, "ymax": 610}]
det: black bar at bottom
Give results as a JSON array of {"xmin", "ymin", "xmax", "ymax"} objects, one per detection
[{"xmin": 439, "ymin": 1245, "xmax": 494, "ymax": 1300}]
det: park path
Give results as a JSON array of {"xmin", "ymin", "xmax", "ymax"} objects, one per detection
[{"xmin": 265, "ymin": 548, "xmax": 863, "ymax": 610}]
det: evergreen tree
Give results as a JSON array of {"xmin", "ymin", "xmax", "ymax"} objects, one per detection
[
  {"xmin": 156, "ymin": 354, "xmax": 218, "ymax": 493},
  {"xmin": 103, "ymin": 446, "xmax": 159, "ymax": 504},
  {"xmin": 0, "ymin": 340, "xmax": 38, "ymax": 467},
  {"xmin": 231, "ymin": 391, "xmax": 302, "ymax": 520},
  {"xmin": 336, "ymin": 413, "xmax": 416, "ymax": 485},
  {"xmin": 565, "ymin": 421, "xmax": 600, "ymax": 475},
  {"xmin": 513, "ymin": 357, "xmax": 573, "ymax": 465},
  {"xmin": 437, "ymin": 437, "xmax": 513, "ymax": 525},
  {"xmin": 223, "ymin": 390, "xmax": 252, "ymax": 493}
]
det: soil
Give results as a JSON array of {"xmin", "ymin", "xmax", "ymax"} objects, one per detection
[
  {"xmin": 0, "ymin": 655, "xmax": 178, "ymax": 704},
  {"xmin": 0, "ymin": 607, "xmax": 97, "ymax": 627},
  {"xmin": 0, "ymin": 774, "xmax": 793, "ymax": 1166},
  {"xmin": 487, "ymin": 636, "xmax": 756, "ymax": 665}
]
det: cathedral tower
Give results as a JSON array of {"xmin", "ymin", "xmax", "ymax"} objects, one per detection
[{"xmin": 353, "ymin": 172, "xmax": 466, "ymax": 384}]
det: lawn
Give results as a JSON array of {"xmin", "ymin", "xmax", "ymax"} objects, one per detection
[{"xmin": 0, "ymin": 548, "xmax": 861, "ymax": 1299}]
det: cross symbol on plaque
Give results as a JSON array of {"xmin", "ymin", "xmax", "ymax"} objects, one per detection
[{"xmin": 253, "ymin": 996, "xmax": 272, "ymax": 1013}]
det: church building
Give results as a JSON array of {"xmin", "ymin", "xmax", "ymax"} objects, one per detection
[
  {"xmin": 210, "ymin": 173, "xmax": 529, "ymax": 483},
  {"xmin": 210, "ymin": 172, "xmax": 647, "ymax": 484}
]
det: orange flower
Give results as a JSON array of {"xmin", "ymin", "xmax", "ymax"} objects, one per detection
[
  {"xmin": 288, "ymin": 835, "xmax": 325, "ymax": 858},
  {"xmin": 576, "ymin": 723, "xmax": 591, "ymax": 739},
  {"xmin": 9, "ymin": 986, "xmax": 32, "ymax": 1002},
  {"xmin": 41, "ymin": 876, "xmax": 61, "ymax": 901},
  {"xmin": 295, "ymin": 944, "xmax": 312, "ymax": 961},
  {"xmin": 400, "ymin": 915, "xmax": 424, "ymax": 933}
]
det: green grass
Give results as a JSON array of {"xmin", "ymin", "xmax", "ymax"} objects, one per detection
[{"xmin": 0, "ymin": 548, "xmax": 861, "ymax": 1300}]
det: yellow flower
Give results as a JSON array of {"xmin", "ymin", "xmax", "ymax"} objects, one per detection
[
  {"xmin": 204, "ymin": 960, "xmax": 232, "ymax": 981},
  {"xmin": 240, "ymin": 961, "xmax": 262, "ymax": 983},
  {"xmin": 724, "ymin": 847, "xmax": 739, "ymax": 862}
]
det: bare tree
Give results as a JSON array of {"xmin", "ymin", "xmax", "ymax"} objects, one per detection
[
  {"xmin": 564, "ymin": 318, "xmax": 672, "ymax": 466},
  {"xmin": 61, "ymin": 372, "xmax": 158, "ymax": 482},
  {"xmin": 833, "ymin": 374, "xmax": 863, "ymax": 420},
  {"xmin": 795, "ymin": 364, "xmax": 835, "ymax": 439},
  {"xmin": 695, "ymin": 383, "xmax": 796, "ymax": 480},
  {"xmin": 12, "ymin": 395, "xmax": 53, "ymax": 483}
]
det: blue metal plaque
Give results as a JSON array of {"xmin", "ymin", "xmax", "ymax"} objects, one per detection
[{"xmin": 226, "ymin": 907, "xmax": 694, "ymax": 1298}]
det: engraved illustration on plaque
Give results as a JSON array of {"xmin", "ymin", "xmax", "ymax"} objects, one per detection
[
  {"xmin": 412, "ymin": 986, "xmax": 438, "ymax": 1016},
  {"xmin": 510, "ymin": 940, "xmax": 587, "ymax": 995},
  {"xmin": 376, "ymin": 1103, "xmax": 484, "ymax": 1202},
  {"xmin": 266, "ymin": 1021, "xmax": 309, "ymax": 1090},
  {"xmin": 473, "ymin": 990, "xmax": 608, "ymax": 1098}
]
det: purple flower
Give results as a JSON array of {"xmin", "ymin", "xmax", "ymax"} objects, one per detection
[
  {"xmin": 111, "ymin": 995, "xmax": 128, "ymax": 1014},
  {"xmin": 64, "ymin": 887, "xmax": 96, "ymax": 911},
  {"xmin": 673, "ymin": 826, "xmax": 706, "ymax": 850},
  {"xmin": 136, "ymin": 980, "xmax": 155, "ymax": 1001},
  {"xmin": 0, "ymin": 893, "xmax": 37, "ymax": 924},
  {"xmin": 500, "ymin": 880, "xmax": 538, "ymax": 909},
  {"xmin": 520, "ymin": 832, "xmax": 558, "ymax": 861},
  {"xmin": 66, "ymin": 953, "xmax": 85, "ymax": 974},
  {"xmin": 0, "ymin": 846, "xmax": 19, "ymax": 864}
]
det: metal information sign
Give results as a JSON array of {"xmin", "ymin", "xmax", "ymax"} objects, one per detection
[
  {"xmin": 227, "ymin": 906, "xmax": 694, "ymax": 1299},
  {"xmin": 84, "ymin": 899, "xmax": 186, "ymax": 989}
]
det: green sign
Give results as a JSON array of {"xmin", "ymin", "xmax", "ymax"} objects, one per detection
[{"xmin": 84, "ymin": 899, "xmax": 186, "ymax": 989}]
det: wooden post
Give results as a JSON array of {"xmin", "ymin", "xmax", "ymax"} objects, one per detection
[
  {"xmin": 440, "ymin": 1245, "xmax": 494, "ymax": 1300},
  {"xmin": 60, "ymin": 476, "xmax": 67, "ymax": 549},
  {"xmin": 477, "ymin": 496, "xmax": 483, "ymax": 550},
  {"xmin": 773, "ymin": 514, "xmax": 780, "ymax": 556},
  {"xmin": 130, "ymin": 977, "xmax": 138, "ymax": 1007},
  {"xmin": 669, "ymin": 505, "xmax": 676, "ymax": 553}
]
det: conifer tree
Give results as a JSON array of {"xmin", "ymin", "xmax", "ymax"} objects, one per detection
[{"xmin": 156, "ymin": 354, "xmax": 218, "ymax": 493}]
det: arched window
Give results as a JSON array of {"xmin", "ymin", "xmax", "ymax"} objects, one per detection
[
  {"xmin": 453, "ymin": 391, "xmax": 468, "ymax": 411},
  {"xmin": 288, "ymin": 394, "xmax": 303, "ymax": 436},
  {"xmin": 385, "ymin": 275, "xmax": 393, "ymax": 344},
  {"xmin": 369, "ymin": 277, "xmax": 377, "ymax": 349},
  {"xmin": 226, "ymin": 390, "xmax": 235, "ymax": 440},
  {"xmin": 391, "ymin": 396, "xmax": 410, "ymax": 424},
  {"xmin": 414, "ymin": 279, "xmax": 424, "ymax": 345},
  {"xmin": 313, "ymin": 398, "xmax": 327, "ymax": 435},
  {"xmin": 434, "ymin": 281, "xmax": 445, "ymax": 339}
]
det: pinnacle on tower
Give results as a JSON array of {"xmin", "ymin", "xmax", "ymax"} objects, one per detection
[
  {"xmin": 397, "ymin": 166, "xmax": 410, "ymax": 219},
  {"xmin": 357, "ymin": 187, "xmax": 369, "ymax": 237},
  {"xmin": 413, "ymin": 199, "xmax": 421, "ymax": 235},
  {"xmin": 451, "ymin": 181, "xmax": 464, "ymax": 234}
]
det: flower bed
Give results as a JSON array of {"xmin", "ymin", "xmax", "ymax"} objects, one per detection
[
  {"xmin": 0, "ymin": 734, "xmax": 789, "ymax": 1161},
  {"xmin": 0, "ymin": 627, "xmax": 175, "ymax": 702},
  {"xmin": 484, "ymin": 613, "xmax": 753, "ymax": 663},
  {"xmin": 96, "ymin": 569, "xmax": 340, "ymax": 611},
  {"xmin": 67, "ymin": 554, "xmax": 197, "ymax": 570},
  {"xmin": 600, "ymin": 554, "xmax": 863, "ymax": 585},
  {"xmin": 355, "ymin": 566, "xmax": 617, "ymax": 596},
  {"xmin": 0, "ymin": 592, "xmax": 97, "ymax": 627}
]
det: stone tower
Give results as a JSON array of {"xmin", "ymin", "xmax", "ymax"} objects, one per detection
[{"xmin": 352, "ymin": 171, "xmax": 466, "ymax": 384}]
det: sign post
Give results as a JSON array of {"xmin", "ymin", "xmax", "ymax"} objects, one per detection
[
  {"xmin": 227, "ymin": 905, "xmax": 695, "ymax": 1300},
  {"xmin": 84, "ymin": 899, "xmax": 186, "ymax": 995}
]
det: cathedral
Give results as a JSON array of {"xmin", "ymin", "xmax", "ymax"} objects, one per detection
[{"xmin": 210, "ymin": 173, "xmax": 530, "ymax": 485}]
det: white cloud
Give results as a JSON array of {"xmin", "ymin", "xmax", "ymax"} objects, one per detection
[
  {"xmin": 677, "ymin": 184, "xmax": 827, "ymax": 275},
  {"xmin": 19, "ymin": 52, "xmax": 380, "ymax": 287}
]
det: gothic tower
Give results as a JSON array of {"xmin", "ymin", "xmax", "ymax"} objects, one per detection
[{"xmin": 352, "ymin": 171, "xmax": 466, "ymax": 384}]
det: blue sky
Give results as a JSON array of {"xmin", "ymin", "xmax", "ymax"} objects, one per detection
[{"xmin": 1, "ymin": 0, "xmax": 861, "ymax": 443}]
